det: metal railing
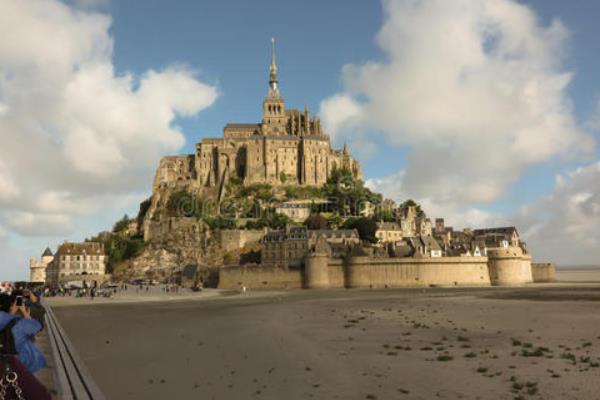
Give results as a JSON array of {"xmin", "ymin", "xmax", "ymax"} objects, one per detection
[{"xmin": 44, "ymin": 306, "xmax": 105, "ymax": 400}]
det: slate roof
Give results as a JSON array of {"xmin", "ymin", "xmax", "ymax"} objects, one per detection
[
  {"xmin": 263, "ymin": 228, "xmax": 358, "ymax": 242},
  {"xmin": 56, "ymin": 242, "xmax": 104, "ymax": 256},
  {"xmin": 473, "ymin": 227, "xmax": 518, "ymax": 237},
  {"xmin": 420, "ymin": 235, "xmax": 442, "ymax": 251}
]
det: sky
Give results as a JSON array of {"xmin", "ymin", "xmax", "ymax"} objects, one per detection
[{"xmin": 1, "ymin": 0, "xmax": 600, "ymax": 280}]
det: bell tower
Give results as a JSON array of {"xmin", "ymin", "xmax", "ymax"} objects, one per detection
[{"xmin": 262, "ymin": 38, "xmax": 286, "ymax": 135}]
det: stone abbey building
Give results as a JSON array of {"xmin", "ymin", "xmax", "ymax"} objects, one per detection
[{"xmin": 152, "ymin": 39, "xmax": 362, "ymax": 193}]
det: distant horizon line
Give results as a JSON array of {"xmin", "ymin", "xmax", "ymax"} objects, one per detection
[{"xmin": 556, "ymin": 265, "xmax": 600, "ymax": 270}]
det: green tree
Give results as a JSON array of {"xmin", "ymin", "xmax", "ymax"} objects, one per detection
[
  {"xmin": 241, "ymin": 183, "xmax": 274, "ymax": 202},
  {"xmin": 326, "ymin": 213, "xmax": 343, "ymax": 229},
  {"xmin": 322, "ymin": 168, "xmax": 382, "ymax": 216},
  {"xmin": 399, "ymin": 199, "xmax": 425, "ymax": 218},
  {"xmin": 378, "ymin": 207, "xmax": 396, "ymax": 222},
  {"xmin": 267, "ymin": 213, "xmax": 292, "ymax": 229},
  {"xmin": 112, "ymin": 214, "xmax": 130, "ymax": 233},
  {"xmin": 203, "ymin": 215, "xmax": 237, "ymax": 230},
  {"xmin": 342, "ymin": 217, "xmax": 378, "ymax": 244},
  {"xmin": 167, "ymin": 190, "xmax": 196, "ymax": 217},
  {"xmin": 304, "ymin": 214, "xmax": 328, "ymax": 230}
]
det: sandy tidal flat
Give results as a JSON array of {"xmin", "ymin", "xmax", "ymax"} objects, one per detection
[
  {"xmin": 53, "ymin": 286, "xmax": 600, "ymax": 400},
  {"xmin": 556, "ymin": 267, "xmax": 600, "ymax": 283}
]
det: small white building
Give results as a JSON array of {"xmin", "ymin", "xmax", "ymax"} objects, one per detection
[
  {"xmin": 375, "ymin": 222, "xmax": 403, "ymax": 243},
  {"xmin": 275, "ymin": 199, "xmax": 329, "ymax": 222}
]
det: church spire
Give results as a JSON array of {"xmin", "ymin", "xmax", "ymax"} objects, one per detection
[
  {"xmin": 262, "ymin": 37, "xmax": 286, "ymax": 133},
  {"xmin": 268, "ymin": 37, "xmax": 280, "ymax": 99}
]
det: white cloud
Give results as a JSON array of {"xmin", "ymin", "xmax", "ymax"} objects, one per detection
[
  {"xmin": 321, "ymin": 0, "xmax": 594, "ymax": 209},
  {"xmin": 516, "ymin": 162, "xmax": 600, "ymax": 264},
  {"xmin": 72, "ymin": 0, "xmax": 111, "ymax": 10},
  {"xmin": 320, "ymin": 94, "xmax": 364, "ymax": 139},
  {"xmin": 0, "ymin": 0, "xmax": 217, "ymax": 237},
  {"xmin": 3, "ymin": 212, "xmax": 71, "ymax": 237},
  {"xmin": 0, "ymin": 163, "xmax": 20, "ymax": 202},
  {"xmin": 366, "ymin": 170, "xmax": 506, "ymax": 229}
]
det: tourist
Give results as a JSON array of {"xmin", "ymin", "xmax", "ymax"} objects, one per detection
[
  {"xmin": 21, "ymin": 288, "xmax": 46, "ymax": 328},
  {"xmin": 0, "ymin": 294, "xmax": 46, "ymax": 373}
]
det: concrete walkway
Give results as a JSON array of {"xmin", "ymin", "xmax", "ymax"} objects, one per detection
[{"xmin": 35, "ymin": 328, "xmax": 58, "ymax": 399}]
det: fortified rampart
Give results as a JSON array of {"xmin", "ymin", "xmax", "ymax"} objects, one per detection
[
  {"xmin": 487, "ymin": 247, "xmax": 533, "ymax": 286},
  {"xmin": 304, "ymin": 250, "xmax": 330, "ymax": 289},
  {"xmin": 218, "ymin": 265, "xmax": 302, "ymax": 289},
  {"xmin": 338, "ymin": 256, "xmax": 490, "ymax": 289},
  {"xmin": 219, "ymin": 247, "xmax": 535, "ymax": 290},
  {"xmin": 531, "ymin": 263, "xmax": 557, "ymax": 283}
]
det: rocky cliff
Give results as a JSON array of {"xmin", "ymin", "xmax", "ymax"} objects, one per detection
[{"xmin": 112, "ymin": 180, "xmax": 227, "ymax": 284}]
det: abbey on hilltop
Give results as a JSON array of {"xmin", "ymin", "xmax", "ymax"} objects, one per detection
[{"xmin": 152, "ymin": 39, "xmax": 362, "ymax": 194}]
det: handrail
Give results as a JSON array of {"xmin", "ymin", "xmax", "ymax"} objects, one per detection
[{"xmin": 44, "ymin": 305, "xmax": 106, "ymax": 400}]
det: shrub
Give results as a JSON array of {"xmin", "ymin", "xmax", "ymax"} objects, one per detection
[
  {"xmin": 342, "ymin": 217, "xmax": 378, "ymax": 243},
  {"xmin": 304, "ymin": 214, "xmax": 327, "ymax": 230},
  {"xmin": 112, "ymin": 214, "xmax": 131, "ymax": 233}
]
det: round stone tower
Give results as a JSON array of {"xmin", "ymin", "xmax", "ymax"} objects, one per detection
[
  {"xmin": 304, "ymin": 235, "xmax": 331, "ymax": 289},
  {"xmin": 344, "ymin": 246, "xmax": 374, "ymax": 289},
  {"xmin": 487, "ymin": 246, "xmax": 533, "ymax": 286}
]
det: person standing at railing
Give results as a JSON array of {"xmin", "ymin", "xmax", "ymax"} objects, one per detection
[
  {"xmin": 0, "ymin": 292, "xmax": 51, "ymax": 399},
  {"xmin": 0, "ymin": 294, "xmax": 46, "ymax": 373}
]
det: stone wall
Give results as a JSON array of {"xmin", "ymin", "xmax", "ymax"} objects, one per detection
[
  {"xmin": 343, "ymin": 256, "xmax": 490, "ymax": 288},
  {"xmin": 219, "ymin": 247, "xmax": 540, "ymax": 289},
  {"xmin": 487, "ymin": 247, "xmax": 533, "ymax": 286},
  {"xmin": 219, "ymin": 250, "xmax": 542, "ymax": 290},
  {"xmin": 327, "ymin": 258, "xmax": 345, "ymax": 288},
  {"xmin": 145, "ymin": 217, "xmax": 206, "ymax": 244},
  {"xmin": 239, "ymin": 256, "xmax": 491, "ymax": 290},
  {"xmin": 531, "ymin": 263, "xmax": 557, "ymax": 283},
  {"xmin": 217, "ymin": 229, "xmax": 265, "ymax": 253},
  {"xmin": 305, "ymin": 252, "xmax": 330, "ymax": 289},
  {"xmin": 218, "ymin": 265, "xmax": 302, "ymax": 289}
]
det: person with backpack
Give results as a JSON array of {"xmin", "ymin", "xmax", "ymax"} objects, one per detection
[{"xmin": 0, "ymin": 293, "xmax": 46, "ymax": 374}]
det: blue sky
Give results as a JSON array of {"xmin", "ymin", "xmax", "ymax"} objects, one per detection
[
  {"xmin": 108, "ymin": 0, "xmax": 600, "ymax": 205},
  {"xmin": 2, "ymin": 0, "xmax": 600, "ymax": 280},
  {"xmin": 108, "ymin": 0, "xmax": 382, "ymax": 152}
]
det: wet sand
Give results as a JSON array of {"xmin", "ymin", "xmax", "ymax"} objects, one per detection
[
  {"xmin": 52, "ymin": 285, "xmax": 600, "ymax": 400},
  {"xmin": 556, "ymin": 267, "xmax": 600, "ymax": 283}
]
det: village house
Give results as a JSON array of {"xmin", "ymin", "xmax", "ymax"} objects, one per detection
[
  {"xmin": 261, "ymin": 227, "xmax": 360, "ymax": 269},
  {"xmin": 375, "ymin": 222, "xmax": 403, "ymax": 243},
  {"xmin": 45, "ymin": 242, "xmax": 107, "ymax": 285}
]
